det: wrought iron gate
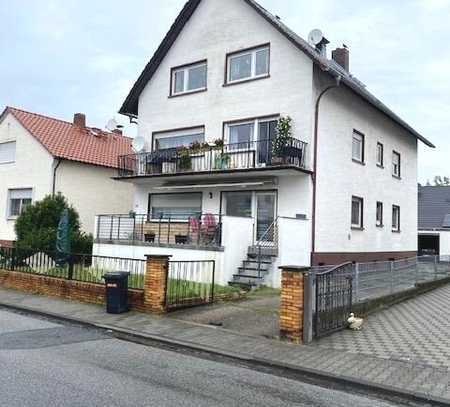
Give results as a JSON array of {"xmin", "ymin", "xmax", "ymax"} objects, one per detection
[{"xmin": 314, "ymin": 262, "xmax": 353, "ymax": 338}]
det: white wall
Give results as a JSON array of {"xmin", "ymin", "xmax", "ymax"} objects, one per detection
[
  {"xmin": 55, "ymin": 161, "xmax": 133, "ymax": 235},
  {"xmin": 137, "ymin": 0, "xmax": 314, "ymax": 167},
  {"xmin": 315, "ymin": 82, "xmax": 418, "ymax": 255},
  {"xmin": 0, "ymin": 113, "xmax": 54, "ymax": 241}
]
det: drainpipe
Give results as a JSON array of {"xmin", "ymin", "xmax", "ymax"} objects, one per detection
[
  {"xmin": 310, "ymin": 75, "xmax": 341, "ymax": 266},
  {"xmin": 52, "ymin": 158, "xmax": 62, "ymax": 196}
]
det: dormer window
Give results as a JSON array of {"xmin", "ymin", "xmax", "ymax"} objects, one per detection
[
  {"xmin": 171, "ymin": 61, "xmax": 207, "ymax": 96},
  {"xmin": 226, "ymin": 45, "xmax": 270, "ymax": 84}
]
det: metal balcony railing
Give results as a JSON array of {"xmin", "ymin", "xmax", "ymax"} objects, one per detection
[
  {"xmin": 118, "ymin": 138, "xmax": 307, "ymax": 177},
  {"xmin": 96, "ymin": 213, "xmax": 222, "ymax": 248}
]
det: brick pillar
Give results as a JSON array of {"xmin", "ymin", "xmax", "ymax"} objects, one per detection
[
  {"xmin": 279, "ymin": 266, "xmax": 310, "ymax": 343},
  {"xmin": 144, "ymin": 255, "xmax": 171, "ymax": 313}
]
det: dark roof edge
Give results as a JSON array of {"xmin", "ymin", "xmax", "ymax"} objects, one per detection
[
  {"xmin": 119, "ymin": 0, "xmax": 435, "ymax": 149},
  {"xmin": 119, "ymin": 0, "xmax": 202, "ymax": 117}
]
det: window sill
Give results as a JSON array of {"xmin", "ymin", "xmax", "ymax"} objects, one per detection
[
  {"xmin": 392, "ymin": 229, "xmax": 401, "ymax": 233},
  {"xmin": 376, "ymin": 224, "xmax": 384, "ymax": 228},
  {"xmin": 392, "ymin": 175, "xmax": 402, "ymax": 180},
  {"xmin": 6, "ymin": 216, "xmax": 18, "ymax": 221},
  {"xmin": 351, "ymin": 226, "xmax": 365, "ymax": 231},
  {"xmin": 0, "ymin": 161, "xmax": 15, "ymax": 165},
  {"xmin": 169, "ymin": 88, "xmax": 207, "ymax": 98},
  {"xmin": 376, "ymin": 164, "xmax": 384, "ymax": 169},
  {"xmin": 223, "ymin": 74, "xmax": 270, "ymax": 87},
  {"xmin": 352, "ymin": 159, "xmax": 365, "ymax": 166}
]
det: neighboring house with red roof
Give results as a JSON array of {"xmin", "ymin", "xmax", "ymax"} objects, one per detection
[{"xmin": 0, "ymin": 106, "xmax": 133, "ymax": 245}]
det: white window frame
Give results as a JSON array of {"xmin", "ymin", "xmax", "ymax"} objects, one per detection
[
  {"xmin": 171, "ymin": 61, "xmax": 207, "ymax": 96},
  {"xmin": 0, "ymin": 141, "xmax": 16, "ymax": 164},
  {"xmin": 153, "ymin": 127, "xmax": 205, "ymax": 151},
  {"xmin": 226, "ymin": 45, "xmax": 270, "ymax": 84},
  {"xmin": 7, "ymin": 188, "xmax": 33, "ymax": 219},
  {"xmin": 392, "ymin": 151, "xmax": 401, "ymax": 178},
  {"xmin": 376, "ymin": 142, "xmax": 384, "ymax": 167},
  {"xmin": 225, "ymin": 116, "xmax": 278, "ymax": 148},
  {"xmin": 351, "ymin": 196, "xmax": 364, "ymax": 229},
  {"xmin": 352, "ymin": 131, "xmax": 364, "ymax": 163},
  {"xmin": 376, "ymin": 201, "xmax": 383, "ymax": 227},
  {"xmin": 392, "ymin": 205, "xmax": 400, "ymax": 232}
]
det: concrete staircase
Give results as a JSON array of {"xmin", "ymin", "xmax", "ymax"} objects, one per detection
[{"xmin": 230, "ymin": 247, "xmax": 277, "ymax": 288}]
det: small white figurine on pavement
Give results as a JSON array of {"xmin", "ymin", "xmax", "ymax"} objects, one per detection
[{"xmin": 347, "ymin": 313, "xmax": 364, "ymax": 331}]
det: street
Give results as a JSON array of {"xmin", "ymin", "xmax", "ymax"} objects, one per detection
[{"xmin": 0, "ymin": 308, "xmax": 420, "ymax": 407}]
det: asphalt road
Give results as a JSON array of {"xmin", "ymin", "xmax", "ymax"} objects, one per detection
[{"xmin": 0, "ymin": 308, "xmax": 418, "ymax": 407}]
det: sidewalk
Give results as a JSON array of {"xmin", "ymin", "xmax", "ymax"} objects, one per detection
[{"xmin": 0, "ymin": 287, "xmax": 449, "ymax": 405}]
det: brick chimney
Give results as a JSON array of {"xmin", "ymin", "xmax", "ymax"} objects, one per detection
[
  {"xmin": 332, "ymin": 46, "xmax": 350, "ymax": 72},
  {"xmin": 73, "ymin": 113, "xmax": 86, "ymax": 128}
]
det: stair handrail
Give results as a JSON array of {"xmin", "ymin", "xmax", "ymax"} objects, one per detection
[
  {"xmin": 255, "ymin": 217, "xmax": 279, "ymax": 278},
  {"xmin": 256, "ymin": 217, "xmax": 279, "ymax": 249}
]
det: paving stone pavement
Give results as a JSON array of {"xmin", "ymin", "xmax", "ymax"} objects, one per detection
[
  {"xmin": 1, "ymin": 286, "xmax": 450, "ymax": 403},
  {"xmin": 313, "ymin": 284, "xmax": 450, "ymax": 370}
]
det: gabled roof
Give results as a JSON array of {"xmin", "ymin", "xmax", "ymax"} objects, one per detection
[
  {"xmin": 120, "ymin": 0, "xmax": 434, "ymax": 148},
  {"xmin": 2, "ymin": 107, "xmax": 133, "ymax": 169},
  {"xmin": 418, "ymin": 185, "xmax": 450, "ymax": 230}
]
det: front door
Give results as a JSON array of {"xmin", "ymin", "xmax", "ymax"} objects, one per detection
[{"xmin": 255, "ymin": 192, "xmax": 276, "ymax": 243}]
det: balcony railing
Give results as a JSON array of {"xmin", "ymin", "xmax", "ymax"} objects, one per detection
[
  {"xmin": 96, "ymin": 213, "xmax": 222, "ymax": 248},
  {"xmin": 118, "ymin": 138, "xmax": 307, "ymax": 177}
]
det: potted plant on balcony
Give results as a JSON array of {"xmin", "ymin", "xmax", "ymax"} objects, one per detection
[
  {"xmin": 215, "ymin": 152, "xmax": 231, "ymax": 170},
  {"xmin": 271, "ymin": 116, "xmax": 292, "ymax": 165},
  {"xmin": 177, "ymin": 147, "xmax": 192, "ymax": 171}
]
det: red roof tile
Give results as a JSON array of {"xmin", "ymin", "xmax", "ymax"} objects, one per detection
[{"xmin": 3, "ymin": 107, "xmax": 133, "ymax": 169}]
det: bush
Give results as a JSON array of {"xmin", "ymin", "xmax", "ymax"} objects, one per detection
[{"xmin": 15, "ymin": 193, "xmax": 93, "ymax": 254}]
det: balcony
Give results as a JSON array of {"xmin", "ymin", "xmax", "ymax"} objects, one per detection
[{"xmin": 117, "ymin": 138, "xmax": 308, "ymax": 179}]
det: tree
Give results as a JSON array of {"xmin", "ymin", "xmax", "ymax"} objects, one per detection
[
  {"xmin": 15, "ymin": 193, "xmax": 93, "ymax": 254},
  {"xmin": 433, "ymin": 176, "xmax": 450, "ymax": 186}
]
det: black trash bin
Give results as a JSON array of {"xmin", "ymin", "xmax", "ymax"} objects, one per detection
[{"xmin": 103, "ymin": 272, "xmax": 130, "ymax": 314}]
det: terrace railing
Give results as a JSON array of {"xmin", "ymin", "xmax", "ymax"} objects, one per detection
[
  {"xmin": 96, "ymin": 213, "xmax": 222, "ymax": 248},
  {"xmin": 118, "ymin": 138, "xmax": 307, "ymax": 177}
]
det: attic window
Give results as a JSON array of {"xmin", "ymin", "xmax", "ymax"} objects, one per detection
[
  {"xmin": 226, "ymin": 45, "xmax": 270, "ymax": 84},
  {"xmin": 171, "ymin": 61, "xmax": 207, "ymax": 96}
]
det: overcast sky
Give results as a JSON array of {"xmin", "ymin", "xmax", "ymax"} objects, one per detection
[{"xmin": 1, "ymin": 0, "xmax": 449, "ymax": 183}]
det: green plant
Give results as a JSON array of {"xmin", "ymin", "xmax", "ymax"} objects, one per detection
[
  {"xmin": 213, "ymin": 138, "xmax": 224, "ymax": 148},
  {"xmin": 14, "ymin": 193, "xmax": 93, "ymax": 254},
  {"xmin": 189, "ymin": 141, "xmax": 203, "ymax": 153},
  {"xmin": 215, "ymin": 152, "xmax": 231, "ymax": 169},
  {"xmin": 272, "ymin": 116, "xmax": 293, "ymax": 157},
  {"xmin": 177, "ymin": 147, "xmax": 192, "ymax": 170}
]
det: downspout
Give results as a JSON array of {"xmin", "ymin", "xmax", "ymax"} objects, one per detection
[
  {"xmin": 311, "ymin": 75, "xmax": 341, "ymax": 265},
  {"xmin": 52, "ymin": 158, "xmax": 62, "ymax": 196}
]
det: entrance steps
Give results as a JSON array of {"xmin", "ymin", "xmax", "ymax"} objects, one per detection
[{"xmin": 230, "ymin": 246, "xmax": 277, "ymax": 288}]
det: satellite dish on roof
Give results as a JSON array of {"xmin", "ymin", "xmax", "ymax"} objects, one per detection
[
  {"xmin": 106, "ymin": 118, "xmax": 118, "ymax": 132},
  {"xmin": 132, "ymin": 136, "xmax": 145, "ymax": 152},
  {"xmin": 308, "ymin": 29, "xmax": 324, "ymax": 46}
]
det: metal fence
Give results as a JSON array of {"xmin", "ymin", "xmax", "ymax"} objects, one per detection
[
  {"xmin": 166, "ymin": 260, "xmax": 215, "ymax": 311},
  {"xmin": 96, "ymin": 213, "xmax": 222, "ymax": 248},
  {"xmin": 312, "ymin": 256, "xmax": 450, "ymax": 303},
  {"xmin": 0, "ymin": 247, "xmax": 146, "ymax": 289},
  {"xmin": 118, "ymin": 138, "xmax": 307, "ymax": 178}
]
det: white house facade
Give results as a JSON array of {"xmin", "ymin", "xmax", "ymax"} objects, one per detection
[
  {"xmin": 0, "ymin": 107, "xmax": 133, "ymax": 246},
  {"xmin": 94, "ymin": 0, "xmax": 433, "ymax": 287}
]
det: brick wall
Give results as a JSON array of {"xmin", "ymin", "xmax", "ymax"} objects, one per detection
[
  {"xmin": 279, "ymin": 267, "xmax": 308, "ymax": 343},
  {"xmin": 0, "ymin": 269, "xmax": 146, "ymax": 311},
  {"xmin": 0, "ymin": 254, "xmax": 172, "ymax": 314}
]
